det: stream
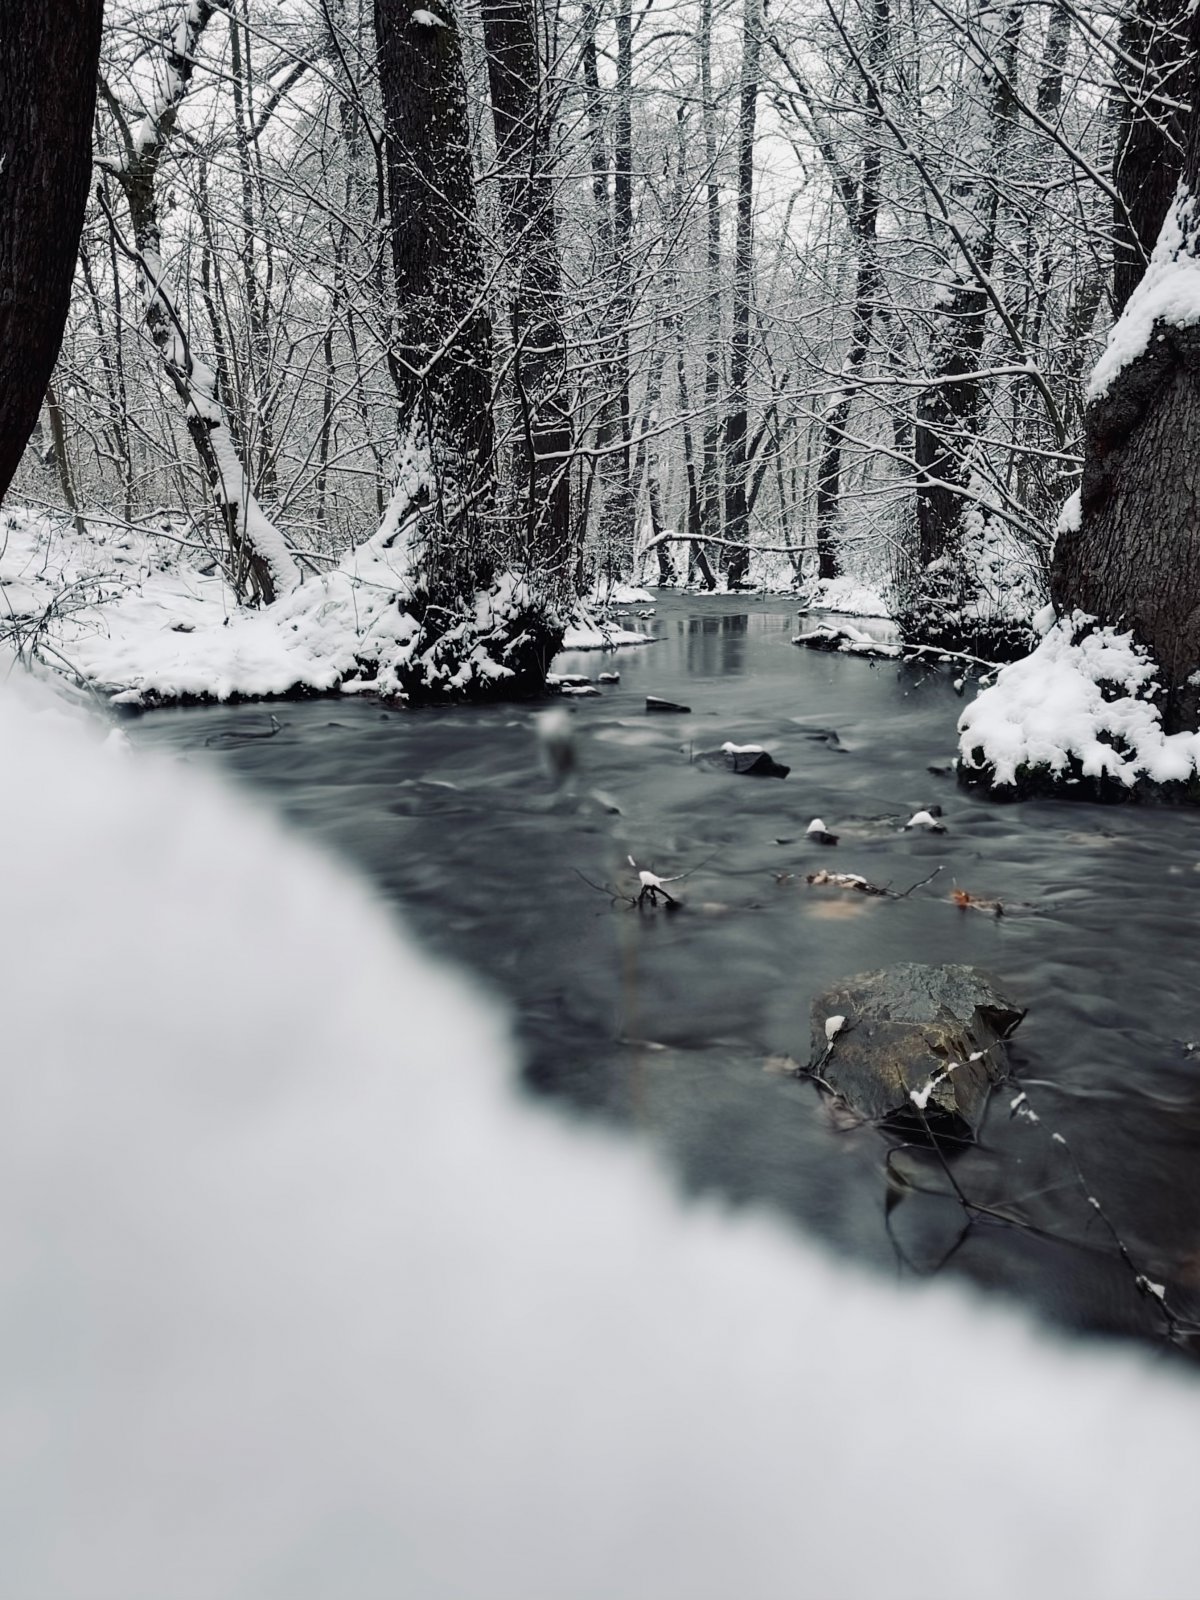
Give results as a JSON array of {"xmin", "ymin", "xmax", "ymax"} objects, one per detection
[{"xmin": 133, "ymin": 592, "xmax": 1200, "ymax": 1355}]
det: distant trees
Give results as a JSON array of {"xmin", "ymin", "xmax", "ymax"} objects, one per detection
[
  {"xmin": 11, "ymin": 0, "xmax": 1196, "ymax": 640},
  {"xmin": 0, "ymin": 2, "xmax": 103, "ymax": 502},
  {"xmin": 100, "ymin": 0, "xmax": 300, "ymax": 602}
]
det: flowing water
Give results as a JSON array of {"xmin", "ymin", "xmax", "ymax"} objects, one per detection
[{"xmin": 134, "ymin": 593, "xmax": 1200, "ymax": 1355}]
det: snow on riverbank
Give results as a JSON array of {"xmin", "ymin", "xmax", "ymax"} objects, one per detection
[
  {"xmin": 4, "ymin": 673, "xmax": 1200, "ymax": 1598},
  {"xmin": 798, "ymin": 575, "xmax": 891, "ymax": 617},
  {"xmin": 959, "ymin": 609, "xmax": 1200, "ymax": 790},
  {"xmin": 0, "ymin": 509, "xmax": 557, "ymax": 704}
]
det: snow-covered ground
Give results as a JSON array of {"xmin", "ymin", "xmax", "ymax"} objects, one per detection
[
  {"xmin": 798, "ymin": 574, "xmax": 892, "ymax": 617},
  {"xmin": 0, "ymin": 508, "xmax": 552, "ymax": 703},
  {"xmin": 3, "ymin": 671, "xmax": 1200, "ymax": 1598},
  {"xmin": 959, "ymin": 608, "xmax": 1200, "ymax": 790}
]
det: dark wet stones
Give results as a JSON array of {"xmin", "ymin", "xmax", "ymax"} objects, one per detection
[
  {"xmin": 646, "ymin": 696, "xmax": 691, "ymax": 713},
  {"xmin": 809, "ymin": 963, "xmax": 1024, "ymax": 1135},
  {"xmin": 697, "ymin": 743, "xmax": 790, "ymax": 778}
]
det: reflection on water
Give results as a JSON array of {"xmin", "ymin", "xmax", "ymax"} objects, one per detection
[
  {"xmin": 685, "ymin": 611, "xmax": 756, "ymax": 675},
  {"xmin": 136, "ymin": 593, "xmax": 1200, "ymax": 1356}
]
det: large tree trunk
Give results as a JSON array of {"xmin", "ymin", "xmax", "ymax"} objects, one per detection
[
  {"xmin": 1112, "ymin": 0, "xmax": 1189, "ymax": 314},
  {"xmin": 1052, "ymin": 1, "xmax": 1200, "ymax": 732},
  {"xmin": 375, "ymin": 0, "xmax": 494, "ymax": 543},
  {"xmin": 722, "ymin": 0, "xmax": 760, "ymax": 589},
  {"xmin": 0, "ymin": 1, "xmax": 103, "ymax": 502},
  {"xmin": 480, "ymin": 0, "xmax": 572, "ymax": 572}
]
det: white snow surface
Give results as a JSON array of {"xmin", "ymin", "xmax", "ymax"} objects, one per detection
[
  {"xmin": 5, "ymin": 679, "xmax": 1200, "ymax": 1597},
  {"xmin": 1088, "ymin": 188, "xmax": 1200, "ymax": 402},
  {"xmin": 959, "ymin": 610, "xmax": 1200, "ymax": 787},
  {"xmin": 800, "ymin": 575, "xmax": 891, "ymax": 617},
  {"xmin": 589, "ymin": 578, "xmax": 655, "ymax": 605},
  {"xmin": 0, "ymin": 510, "xmax": 533, "ymax": 703}
]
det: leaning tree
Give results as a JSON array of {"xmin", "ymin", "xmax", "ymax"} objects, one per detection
[
  {"xmin": 1051, "ymin": 0, "xmax": 1200, "ymax": 733},
  {"xmin": 0, "ymin": 1, "xmax": 104, "ymax": 501}
]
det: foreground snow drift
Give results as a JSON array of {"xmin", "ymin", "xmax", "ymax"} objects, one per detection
[
  {"xmin": 959, "ymin": 609, "xmax": 1200, "ymax": 794},
  {"xmin": 3, "ymin": 679, "xmax": 1200, "ymax": 1599},
  {"xmin": 0, "ymin": 510, "xmax": 556, "ymax": 704}
]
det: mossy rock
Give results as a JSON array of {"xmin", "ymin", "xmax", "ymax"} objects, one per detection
[{"xmin": 809, "ymin": 963, "xmax": 1025, "ymax": 1136}]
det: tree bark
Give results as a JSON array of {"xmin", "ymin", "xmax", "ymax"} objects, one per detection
[
  {"xmin": 0, "ymin": 0, "xmax": 103, "ymax": 503},
  {"xmin": 375, "ymin": 0, "xmax": 494, "ymax": 517},
  {"xmin": 913, "ymin": 4, "xmax": 1021, "ymax": 570},
  {"xmin": 699, "ymin": 0, "xmax": 723, "ymax": 543},
  {"xmin": 815, "ymin": 0, "xmax": 887, "ymax": 582},
  {"xmin": 480, "ymin": 0, "xmax": 572, "ymax": 569},
  {"xmin": 722, "ymin": 0, "xmax": 760, "ymax": 588},
  {"xmin": 1112, "ymin": 0, "xmax": 1189, "ymax": 314},
  {"xmin": 102, "ymin": 0, "xmax": 299, "ymax": 605},
  {"xmin": 1053, "ymin": 1, "xmax": 1200, "ymax": 732}
]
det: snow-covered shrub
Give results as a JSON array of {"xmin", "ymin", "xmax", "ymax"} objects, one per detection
[
  {"xmin": 958, "ymin": 609, "xmax": 1200, "ymax": 798},
  {"xmin": 0, "ymin": 510, "xmax": 561, "ymax": 705},
  {"xmin": 894, "ymin": 495, "xmax": 1047, "ymax": 659}
]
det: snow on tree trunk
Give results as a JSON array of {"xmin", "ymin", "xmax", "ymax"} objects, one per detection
[
  {"xmin": 375, "ymin": 0, "xmax": 495, "ymax": 572},
  {"xmin": 0, "ymin": 1, "xmax": 103, "ymax": 502},
  {"xmin": 101, "ymin": 0, "xmax": 299, "ymax": 606},
  {"xmin": 1053, "ymin": 7, "xmax": 1200, "ymax": 735},
  {"xmin": 1112, "ymin": 0, "xmax": 1189, "ymax": 315}
]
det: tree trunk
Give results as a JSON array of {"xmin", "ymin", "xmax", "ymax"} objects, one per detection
[
  {"xmin": 723, "ymin": 0, "xmax": 760, "ymax": 589},
  {"xmin": 480, "ymin": 0, "xmax": 572, "ymax": 570},
  {"xmin": 0, "ymin": 0, "xmax": 103, "ymax": 503},
  {"xmin": 1112, "ymin": 0, "xmax": 1189, "ymax": 314},
  {"xmin": 375, "ymin": 0, "xmax": 494, "ymax": 536},
  {"xmin": 699, "ymin": 0, "xmax": 723, "ymax": 543},
  {"xmin": 45, "ymin": 382, "xmax": 85, "ymax": 537},
  {"xmin": 815, "ymin": 0, "xmax": 887, "ymax": 581},
  {"xmin": 103, "ymin": 0, "xmax": 299, "ymax": 605},
  {"xmin": 1053, "ymin": 1, "xmax": 1200, "ymax": 731},
  {"xmin": 912, "ymin": 4, "xmax": 1021, "ymax": 571}
]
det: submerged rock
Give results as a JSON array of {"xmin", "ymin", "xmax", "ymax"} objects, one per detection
[
  {"xmin": 646, "ymin": 695, "xmax": 691, "ymax": 713},
  {"xmin": 809, "ymin": 963, "xmax": 1024, "ymax": 1134},
  {"xmin": 698, "ymin": 742, "xmax": 790, "ymax": 779}
]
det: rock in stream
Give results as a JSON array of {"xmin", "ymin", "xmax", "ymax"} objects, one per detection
[{"xmin": 809, "ymin": 963, "xmax": 1025, "ymax": 1134}]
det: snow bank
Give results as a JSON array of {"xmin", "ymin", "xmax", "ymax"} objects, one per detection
[
  {"xmin": 5, "ymin": 678, "xmax": 1200, "ymax": 1599},
  {"xmin": 798, "ymin": 575, "xmax": 891, "ymax": 617},
  {"xmin": 561, "ymin": 597, "xmax": 654, "ymax": 650},
  {"xmin": 1088, "ymin": 189, "xmax": 1200, "ymax": 403},
  {"xmin": 0, "ymin": 510, "xmax": 556, "ymax": 704},
  {"xmin": 958, "ymin": 610, "xmax": 1200, "ymax": 790},
  {"xmin": 589, "ymin": 578, "xmax": 655, "ymax": 605}
]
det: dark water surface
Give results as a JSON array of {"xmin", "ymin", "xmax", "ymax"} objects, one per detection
[{"xmin": 134, "ymin": 594, "xmax": 1200, "ymax": 1354}]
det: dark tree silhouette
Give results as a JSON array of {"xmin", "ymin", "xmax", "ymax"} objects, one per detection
[
  {"xmin": 480, "ymin": 0, "xmax": 572, "ymax": 567},
  {"xmin": 1112, "ymin": 0, "xmax": 1189, "ymax": 313},
  {"xmin": 375, "ymin": 0, "xmax": 494, "ymax": 515},
  {"xmin": 0, "ymin": 1, "xmax": 104, "ymax": 501}
]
